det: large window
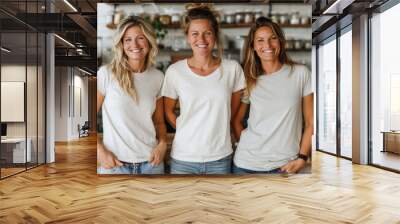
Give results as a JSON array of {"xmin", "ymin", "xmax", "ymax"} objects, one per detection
[
  {"xmin": 0, "ymin": 1, "xmax": 47, "ymax": 179},
  {"xmin": 339, "ymin": 28, "xmax": 352, "ymax": 158},
  {"xmin": 371, "ymin": 2, "xmax": 400, "ymax": 171},
  {"xmin": 317, "ymin": 36, "xmax": 337, "ymax": 154},
  {"xmin": 317, "ymin": 27, "xmax": 353, "ymax": 159}
]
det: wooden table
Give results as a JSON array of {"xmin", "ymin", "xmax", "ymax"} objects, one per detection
[{"xmin": 381, "ymin": 131, "xmax": 400, "ymax": 154}]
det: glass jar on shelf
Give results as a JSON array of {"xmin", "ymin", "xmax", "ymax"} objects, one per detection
[
  {"xmin": 244, "ymin": 10, "xmax": 254, "ymax": 24},
  {"xmin": 293, "ymin": 39, "xmax": 303, "ymax": 50},
  {"xmin": 304, "ymin": 40, "xmax": 312, "ymax": 50},
  {"xmin": 225, "ymin": 12, "xmax": 235, "ymax": 24},
  {"xmin": 235, "ymin": 11, "xmax": 244, "ymax": 24},
  {"xmin": 290, "ymin": 12, "xmax": 300, "ymax": 25},
  {"xmin": 171, "ymin": 13, "xmax": 180, "ymax": 26},
  {"xmin": 301, "ymin": 15, "xmax": 310, "ymax": 25},
  {"xmin": 279, "ymin": 13, "xmax": 289, "ymax": 25},
  {"xmin": 271, "ymin": 13, "xmax": 279, "ymax": 24},
  {"xmin": 159, "ymin": 14, "xmax": 171, "ymax": 26},
  {"xmin": 285, "ymin": 38, "xmax": 294, "ymax": 50}
]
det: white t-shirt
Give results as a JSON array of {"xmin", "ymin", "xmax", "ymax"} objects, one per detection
[
  {"xmin": 234, "ymin": 64, "xmax": 312, "ymax": 171},
  {"xmin": 162, "ymin": 59, "xmax": 245, "ymax": 162},
  {"xmin": 97, "ymin": 66, "xmax": 164, "ymax": 163}
]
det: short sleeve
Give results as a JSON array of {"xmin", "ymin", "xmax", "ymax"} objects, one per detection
[
  {"xmin": 97, "ymin": 66, "xmax": 110, "ymax": 96},
  {"xmin": 155, "ymin": 70, "xmax": 164, "ymax": 99},
  {"xmin": 241, "ymin": 90, "xmax": 250, "ymax": 104},
  {"xmin": 302, "ymin": 66, "xmax": 312, "ymax": 97},
  {"xmin": 161, "ymin": 66, "xmax": 178, "ymax": 99},
  {"xmin": 233, "ymin": 61, "xmax": 246, "ymax": 92}
]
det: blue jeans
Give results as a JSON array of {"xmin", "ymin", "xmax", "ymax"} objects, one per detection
[
  {"xmin": 170, "ymin": 154, "xmax": 232, "ymax": 174},
  {"xmin": 97, "ymin": 161, "xmax": 164, "ymax": 175},
  {"xmin": 232, "ymin": 164, "xmax": 285, "ymax": 174}
]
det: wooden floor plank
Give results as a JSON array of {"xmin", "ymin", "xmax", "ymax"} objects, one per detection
[{"xmin": 0, "ymin": 134, "xmax": 399, "ymax": 223}]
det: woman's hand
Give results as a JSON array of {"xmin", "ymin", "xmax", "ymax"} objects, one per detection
[
  {"xmin": 149, "ymin": 141, "xmax": 167, "ymax": 166},
  {"xmin": 280, "ymin": 159, "xmax": 306, "ymax": 174},
  {"xmin": 97, "ymin": 143, "xmax": 123, "ymax": 169}
]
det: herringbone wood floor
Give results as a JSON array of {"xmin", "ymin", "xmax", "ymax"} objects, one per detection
[{"xmin": 0, "ymin": 134, "xmax": 399, "ymax": 224}]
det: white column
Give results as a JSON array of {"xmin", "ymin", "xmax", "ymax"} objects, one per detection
[
  {"xmin": 46, "ymin": 33, "xmax": 55, "ymax": 163},
  {"xmin": 352, "ymin": 14, "xmax": 369, "ymax": 164},
  {"xmin": 312, "ymin": 46, "xmax": 317, "ymax": 151}
]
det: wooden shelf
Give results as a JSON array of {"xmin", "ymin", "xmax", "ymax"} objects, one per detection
[
  {"xmin": 220, "ymin": 23, "xmax": 310, "ymax": 28},
  {"xmin": 163, "ymin": 23, "xmax": 310, "ymax": 29},
  {"xmin": 159, "ymin": 48, "xmax": 240, "ymax": 54},
  {"xmin": 159, "ymin": 48, "xmax": 310, "ymax": 53}
]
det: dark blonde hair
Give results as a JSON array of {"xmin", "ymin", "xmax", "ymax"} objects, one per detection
[
  {"xmin": 109, "ymin": 16, "xmax": 158, "ymax": 101},
  {"xmin": 183, "ymin": 3, "xmax": 223, "ymax": 59},
  {"xmin": 243, "ymin": 17, "xmax": 295, "ymax": 92}
]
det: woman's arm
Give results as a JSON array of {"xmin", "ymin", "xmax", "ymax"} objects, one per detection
[
  {"xmin": 299, "ymin": 93, "xmax": 314, "ymax": 157},
  {"xmin": 97, "ymin": 91, "xmax": 104, "ymax": 113},
  {"xmin": 149, "ymin": 97, "xmax": 168, "ymax": 166},
  {"xmin": 231, "ymin": 91, "xmax": 242, "ymax": 124},
  {"xmin": 280, "ymin": 93, "xmax": 314, "ymax": 173},
  {"xmin": 233, "ymin": 103, "xmax": 249, "ymax": 141},
  {"xmin": 164, "ymin": 97, "xmax": 178, "ymax": 129},
  {"xmin": 97, "ymin": 91, "xmax": 122, "ymax": 169}
]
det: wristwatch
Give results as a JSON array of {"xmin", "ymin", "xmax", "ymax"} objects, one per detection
[{"xmin": 297, "ymin": 153, "xmax": 308, "ymax": 162}]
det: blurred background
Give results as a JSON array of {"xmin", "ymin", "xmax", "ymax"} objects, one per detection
[{"xmin": 97, "ymin": 3, "xmax": 312, "ymax": 72}]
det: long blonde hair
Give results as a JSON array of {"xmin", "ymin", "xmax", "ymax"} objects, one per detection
[
  {"xmin": 109, "ymin": 16, "xmax": 158, "ymax": 101},
  {"xmin": 183, "ymin": 3, "xmax": 223, "ymax": 59},
  {"xmin": 243, "ymin": 17, "xmax": 296, "ymax": 92}
]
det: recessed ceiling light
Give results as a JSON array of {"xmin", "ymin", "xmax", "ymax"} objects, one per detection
[
  {"xmin": 78, "ymin": 67, "xmax": 93, "ymax": 76},
  {"xmin": 1, "ymin": 47, "xmax": 11, "ymax": 53},
  {"xmin": 63, "ymin": 0, "xmax": 78, "ymax": 12},
  {"xmin": 54, "ymin": 34, "xmax": 75, "ymax": 48}
]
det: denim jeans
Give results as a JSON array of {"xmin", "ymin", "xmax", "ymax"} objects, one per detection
[
  {"xmin": 232, "ymin": 163, "xmax": 285, "ymax": 174},
  {"xmin": 97, "ymin": 161, "xmax": 164, "ymax": 175},
  {"xmin": 170, "ymin": 154, "xmax": 232, "ymax": 174}
]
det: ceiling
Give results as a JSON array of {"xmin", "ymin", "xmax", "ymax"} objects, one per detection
[
  {"xmin": 0, "ymin": 0, "xmax": 97, "ymax": 74},
  {"xmin": 6, "ymin": 0, "xmax": 392, "ymax": 73},
  {"xmin": 311, "ymin": 0, "xmax": 391, "ymax": 43}
]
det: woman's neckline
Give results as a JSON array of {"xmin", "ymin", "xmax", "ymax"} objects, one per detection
[
  {"xmin": 262, "ymin": 64, "xmax": 288, "ymax": 77},
  {"xmin": 185, "ymin": 58, "xmax": 222, "ymax": 78}
]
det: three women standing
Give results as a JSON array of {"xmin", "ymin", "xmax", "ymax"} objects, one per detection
[{"xmin": 97, "ymin": 5, "xmax": 313, "ymax": 175}]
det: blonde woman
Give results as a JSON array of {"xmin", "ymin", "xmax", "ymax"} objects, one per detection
[
  {"xmin": 162, "ymin": 4, "xmax": 245, "ymax": 174},
  {"xmin": 233, "ymin": 17, "xmax": 313, "ymax": 174},
  {"xmin": 97, "ymin": 16, "xmax": 167, "ymax": 174}
]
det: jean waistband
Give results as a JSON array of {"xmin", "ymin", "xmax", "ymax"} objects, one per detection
[{"xmin": 121, "ymin": 161, "xmax": 145, "ymax": 166}]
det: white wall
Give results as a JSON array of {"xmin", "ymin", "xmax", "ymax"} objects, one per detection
[
  {"xmin": 1, "ymin": 65, "xmax": 26, "ymax": 139},
  {"xmin": 1, "ymin": 63, "xmax": 46, "ymax": 164},
  {"xmin": 55, "ymin": 66, "xmax": 69, "ymax": 141},
  {"xmin": 54, "ymin": 67, "xmax": 89, "ymax": 141},
  {"xmin": 1, "ymin": 65, "xmax": 37, "ymax": 138}
]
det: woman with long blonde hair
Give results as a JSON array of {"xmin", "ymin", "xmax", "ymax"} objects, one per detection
[
  {"xmin": 97, "ymin": 16, "xmax": 167, "ymax": 174},
  {"xmin": 162, "ymin": 4, "xmax": 245, "ymax": 174},
  {"xmin": 233, "ymin": 17, "xmax": 313, "ymax": 174}
]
